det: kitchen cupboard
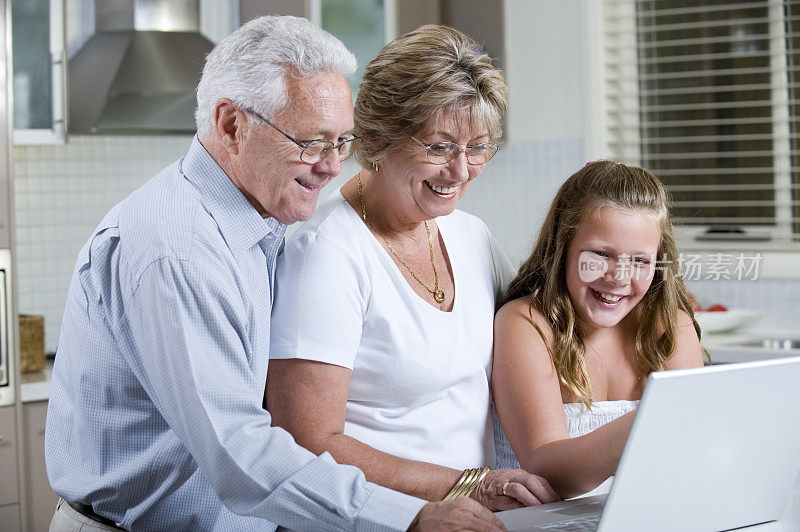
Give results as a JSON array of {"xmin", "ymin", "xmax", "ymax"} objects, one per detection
[
  {"xmin": 22, "ymin": 400, "xmax": 56, "ymax": 532},
  {"xmin": 11, "ymin": 0, "xmax": 65, "ymax": 144},
  {"xmin": 0, "ymin": 148, "xmax": 8, "ymax": 247},
  {"xmin": 0, "ymin": 0, "xmax": 10, "ymax": 249},
  {"xmin": 0, "ymin": 406, "xmax": 21, "ymax": 517},
  {"xmin": 0, "ymin": 503, "xmax": 22, "ymax": 532}
]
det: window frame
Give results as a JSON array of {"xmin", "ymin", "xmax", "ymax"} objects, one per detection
[
  {"xmin": 12, "ymin": 0, "xmax": 65, "ymax": 145},
  {"xmin": 587, "ymin": 0, "xmax": 800, "ymax": 277},
  {"xmin": 309, "ymin": 0, "xmax": 397, "ymax": 47}
]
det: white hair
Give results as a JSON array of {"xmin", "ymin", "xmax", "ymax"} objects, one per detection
[{"xmin": 195, "ymin": 15, "xmax": 356, "ymax": 138}]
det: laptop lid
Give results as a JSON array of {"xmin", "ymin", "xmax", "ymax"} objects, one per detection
[
  {"xmin": 496, "ymin": 357, "xmax": 800, "ymax": 532},
  {"xmin": 597, "ymin": 357, "xmax": 800, "ymax": 532}
]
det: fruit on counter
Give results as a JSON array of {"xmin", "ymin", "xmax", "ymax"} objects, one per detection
[{"xmin": 688, "ymin": 293, "xmax": 728, "ymax": 312}]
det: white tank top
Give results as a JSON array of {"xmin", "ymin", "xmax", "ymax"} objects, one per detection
[{"xmin": 493, "ymin": 400, "xmax": 639, "ymax": 497}]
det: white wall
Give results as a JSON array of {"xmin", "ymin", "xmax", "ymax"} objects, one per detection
[{"xmin": 504, "ymin": 0, "xmax": 588, "ymax": 143}]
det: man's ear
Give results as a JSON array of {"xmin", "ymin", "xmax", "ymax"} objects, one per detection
[{"xmin": 214, "ymin": 98, "xmax": 243, "ymax": 154}]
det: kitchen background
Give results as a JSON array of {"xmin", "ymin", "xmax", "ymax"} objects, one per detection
[
  {"xmin": 4, "ymin": 1, "xmax": 800, "ymax": 530},
  {"xmin": 13, "ymin": 0, "xmax": 800, "ymax": 354}
]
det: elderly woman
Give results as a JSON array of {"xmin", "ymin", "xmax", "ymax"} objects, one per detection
[{"xmin": 267, "ymin": 25, "xmax": 558, "ymax": 511}]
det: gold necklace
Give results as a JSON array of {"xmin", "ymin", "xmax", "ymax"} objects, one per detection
[{"xmin": 357, "ymin": 172, "xmax": 445, "ymax": 304}]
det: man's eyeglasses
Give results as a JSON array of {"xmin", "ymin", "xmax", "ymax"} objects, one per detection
[
  {"xmin": 410, "ymin": 135, "xmax": 500, "ymax": 165},
  {"xmin": 243, "ymin": 107, "xmax": 357, "ymax": 164}
]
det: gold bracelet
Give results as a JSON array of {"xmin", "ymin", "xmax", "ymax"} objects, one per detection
[
  {"xmin": 442, "ymin": 467, "xmax": 491, "ymax": 501},
  {"xmin": 464, "ymin": 467, "xmax": 491, "ymax": 498},
  {"xmin": 443, "ymin": 469, "xmax": 472, "ymax": 501},
  {"xmin": 450, "ymin": 468, "xmax": 480, "ymax": 499}
]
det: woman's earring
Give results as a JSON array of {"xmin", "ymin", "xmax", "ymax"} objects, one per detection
[{"xmin": 372, "ymin": 162, "xmax": 380, "ymax": 172}]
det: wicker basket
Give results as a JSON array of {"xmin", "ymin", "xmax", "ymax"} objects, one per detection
[{"xmin": 20, "ymin": 314, "xmax": 45, "ymax": 373}]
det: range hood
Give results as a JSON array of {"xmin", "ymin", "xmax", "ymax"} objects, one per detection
[{"xmin": 68, "ymin": 0, "xmax": 213, "ymax": 133}]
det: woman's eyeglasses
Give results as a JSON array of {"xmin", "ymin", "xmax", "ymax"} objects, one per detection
[{"xmin": 410, "ymin": 135, "xmax": 499, "ymax": 165}]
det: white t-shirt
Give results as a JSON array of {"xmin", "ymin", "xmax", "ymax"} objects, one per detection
[{"xmin": 270, "ymin": 190, "xmax": 515, "ymax": 469}]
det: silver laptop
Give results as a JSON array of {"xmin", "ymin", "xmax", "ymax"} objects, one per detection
[{"xmin": 496, "ymin": 357, "xmax": 800, "ymax": 532}]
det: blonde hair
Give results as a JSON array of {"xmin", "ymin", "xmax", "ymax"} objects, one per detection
[
  {"xmin": 503, "ymin": 161, "xmax": 704, "ymax": 407},
  {"xmin": 353, "ymin": 24, "xmax": 508, "ymax": 167}
]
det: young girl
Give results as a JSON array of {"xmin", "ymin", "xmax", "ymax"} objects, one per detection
[{"xmin": 492, "ymin": 160, "xmax": 706, "ymax": 500}]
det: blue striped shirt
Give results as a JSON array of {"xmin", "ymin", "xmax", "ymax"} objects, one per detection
[{"xmin": 45, "ymin": 136, "xmax": 425, "ymax": 531}]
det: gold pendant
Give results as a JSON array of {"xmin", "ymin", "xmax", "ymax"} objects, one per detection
[{"xmin": 434, "ymin": 289, "xmax": 445, "ymax": 303}]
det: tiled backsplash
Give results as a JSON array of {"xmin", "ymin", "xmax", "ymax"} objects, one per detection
[{"xmin": 12, "ymin": 136, "xmax": 800, "ymax": 352}]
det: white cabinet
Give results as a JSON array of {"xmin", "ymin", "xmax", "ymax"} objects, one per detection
[
  {"xmin": 23, "ymin": 400, "xmax": 56, "ymax": 532},
  {"xmin": 0, "ymin": 503, "xmax": 22, "ymax": 532},
  {"xmin": 0, "ymin": 405, "xmax": 21, "ymax": 531},
  {"xmin": 11, "ymin": 0, "xmax": 65, "ymax": 144},
  {"xmin": 0, "ymin": 406, "xmax": 20, "ymax": 506}
]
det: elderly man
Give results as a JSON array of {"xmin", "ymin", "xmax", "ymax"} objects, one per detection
[{"xmin": 45, "ymin": 15, "xmax": 506, "ymax": 532}]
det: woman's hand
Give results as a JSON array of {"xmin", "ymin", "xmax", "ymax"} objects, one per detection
[{"xmin": 470, "ymin": 469, "xmax": 561, "ymax": 511}]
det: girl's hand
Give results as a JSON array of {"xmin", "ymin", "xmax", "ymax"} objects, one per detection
[{"xmin": 470, "ymin": 469, "xmax": 561, "ymax": 511}]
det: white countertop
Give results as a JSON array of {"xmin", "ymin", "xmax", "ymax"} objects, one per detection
[
  {"xmin": 704, "ymin": 329, "xmax": 800, "ymax": 364},
  {"xmin": 19, "ymin": 357, "xmax": 52, "ymax": 402}
]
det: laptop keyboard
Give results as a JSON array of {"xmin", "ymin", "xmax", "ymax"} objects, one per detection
[{"xmin": 538, "ymin": 514, "xmax": 601, "ymax": 530}]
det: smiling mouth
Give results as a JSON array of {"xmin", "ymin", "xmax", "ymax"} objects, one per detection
[
  {"xmin": 590, "ymin": 288, "xmax": 627, "ymax": 305},
  {"xmin": 425, "ymin": 180, "xmax": 458, "ymax": 196},
  {"xmin": 296, "ymin": 178, "xmax": 322, "ymax": 191}
]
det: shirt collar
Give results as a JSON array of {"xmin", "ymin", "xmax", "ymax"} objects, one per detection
[{"xmin": 181, "ymin": 136, "xmax": 287, "ymax": 251}]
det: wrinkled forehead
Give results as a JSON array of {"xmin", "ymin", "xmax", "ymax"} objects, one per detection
[{"xmin": 284, "ymin": 71, "xmax": 352, "ymax": 109}]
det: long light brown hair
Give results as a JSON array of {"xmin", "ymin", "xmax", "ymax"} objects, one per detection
[{"xmin": 503, "ymin": 161, "xmax": 704, "ymax": 406}]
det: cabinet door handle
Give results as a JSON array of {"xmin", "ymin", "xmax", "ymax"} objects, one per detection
[{"xmin": 52, "ymin": 50, "xmax": 67, "ymax": 133}]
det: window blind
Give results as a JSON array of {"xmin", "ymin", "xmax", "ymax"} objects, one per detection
[{"xmin": 603, "ymin": 0, "xmax": 800, "ymax": 244}]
